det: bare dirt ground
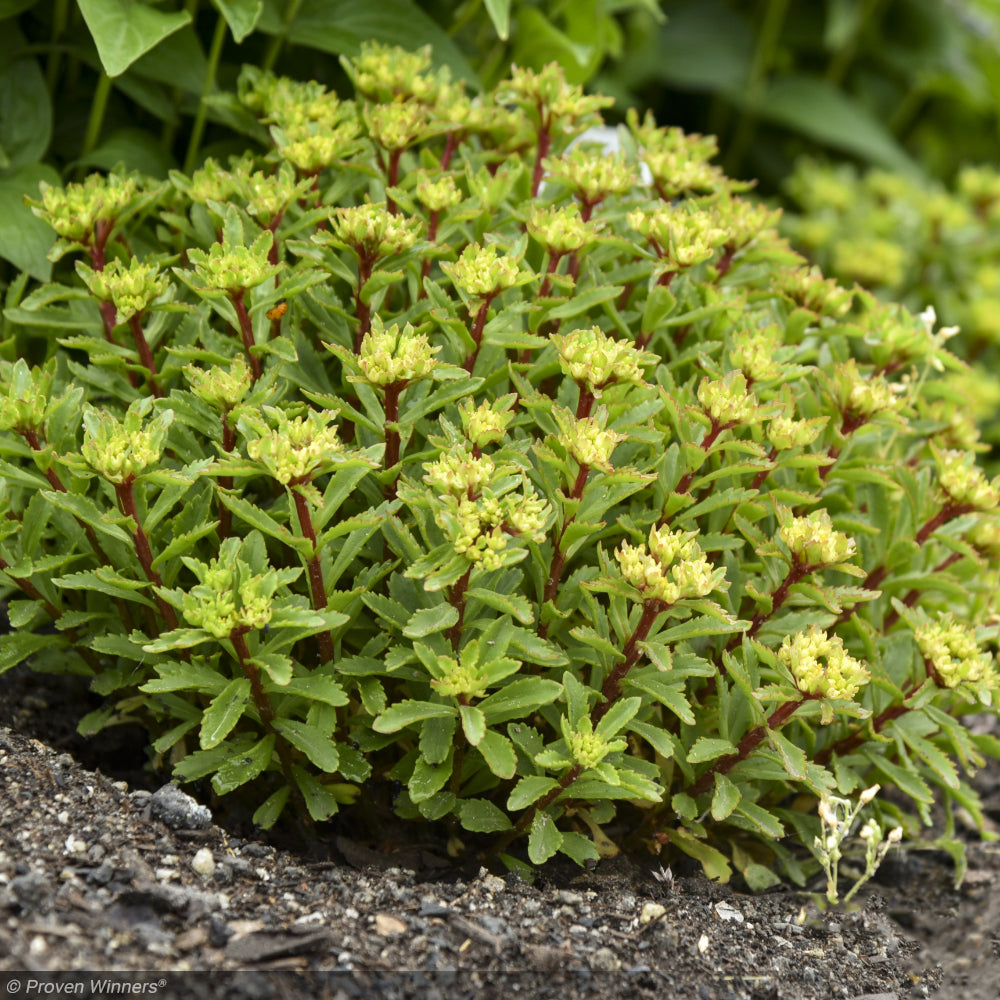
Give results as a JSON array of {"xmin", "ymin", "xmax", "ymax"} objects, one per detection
[{"xmin": 2, "ymin": 663, "xmax": 999, "ymax": 1000}]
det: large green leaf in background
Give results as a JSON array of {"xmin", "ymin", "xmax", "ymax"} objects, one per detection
[
  {"xmin": 0, "ymin": 29, "xmax": 51, "ymax": 170},
  {"xmin": 0, "ymin": 163, "xmax": 60, "ymax": 281},
  {"xmin": 79, "ymin": 0, "xmax": 192, "ymax": 77},
  {"xmin": 215, "ymin": 0, "xmax": 264, "ymax": 43},
  {"xmin": 749, "ymin": 75, "xmax": 916, "ymax": 174}
]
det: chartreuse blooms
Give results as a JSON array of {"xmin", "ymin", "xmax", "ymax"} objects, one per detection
[{"xmin": 2, "ymin": 50, "xmax": 999, "ymax": 887}]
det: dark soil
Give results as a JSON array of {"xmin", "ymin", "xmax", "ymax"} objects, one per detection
[{"xmin": 2, "ymin": 663, "xmax": 999, "ymax": 1000}]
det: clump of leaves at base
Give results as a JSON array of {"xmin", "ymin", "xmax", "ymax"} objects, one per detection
[{"xmin": 2, "ymin": 50, "xmax": 999, "ymax": 887}]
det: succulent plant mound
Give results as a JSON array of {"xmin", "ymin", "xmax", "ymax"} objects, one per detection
[{"xmin": 1, "ymin": 46, "xmax": 998, "ymax": 886}]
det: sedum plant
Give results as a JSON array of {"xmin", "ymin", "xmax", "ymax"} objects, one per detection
[{"xmin": 1, "ymin": 48, "xmax": 999, "ymax": 887}]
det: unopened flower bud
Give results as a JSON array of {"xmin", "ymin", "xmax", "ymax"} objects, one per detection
[{"xmin": 778, "ymin": 626, "xmax": 869, "ymax": 701}]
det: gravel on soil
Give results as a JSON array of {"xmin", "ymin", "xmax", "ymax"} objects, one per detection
[{"xmin": 3, "ymin": 725, "xmax": 1000, "ymax": 1000}]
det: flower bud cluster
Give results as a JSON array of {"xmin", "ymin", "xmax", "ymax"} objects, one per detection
[
  {"xmin": 778, "ymin": 626, "xmax": 870, "ymax": 700},
  {"xmin": 185, "ymin": 357, "xmax": 253, "ymax": 412},
  {"xmin": 331, "ymin": 203, "xmax": 421, "ymax": 261},
  {"xmin": 459, "ymin": 397, "xmax": 515, "ymax": 450},
  {"xmin": 364, "ymin": 101, "xmax": 434, "ymax": 152},
  {"xmin": 833, "ymin": 236, "xmax": 907, "ymax": 289},
  {"xmin": 0, "ymin": 360, "xmax": 54, "ymax": 434},
  {"xmin": 628, "ymin": 204, "xmax": 727, "ymax": 271},
  {"xmin": 238, "ymin": 67, "xmax": 344, "ymax": 129},
  {"xmin": 356, "ymin": 321, "xmax": 440, "ymax": 386},
  {"xmin": 958, "ymin": 164, "xmax": 1000, "ymax": 220},
  {"xmin": 545, "ymin": 149, "xmax": 635, "ymax": 205},
  {"xmin": 81, "ymin": 399, "xmax": 172, "ymax": 484},
  {"xmin": 936, "ymin": 449, "xmax": 1000, "ymax": 510},
  {"xmin": 552, "ymin": 326, "xmax": 648, "ymax": 390},
  {"xmin": 776, "ymin": 266, "xmax": 854, "ymax": 317},
  {"xmin": 562, "ymin": 716, "xmax": 625, "ymax": 769},
  {"xmin": 526, "ymin": 203, "xmax": 599, "ymax": 255},
  {"xmin": 729, "ymin": 324, "xmax": 784, "ymax": 383},
  {"xmin": 616, "ymin": 526, "xmax": 717, "ymax": 605},
  {"xmin": 443, "ymin": 242, "xmax": 526, "ymax": 299},
  {"xmin": 430, "ymin": 652, "xmax": 489, "ymax": 700},
  {"xmin": 711, "ymin": 198, "xmax": 780, "ymax": 251},
  {"xmin": 779, "ymin": 508, "xmax": 857, "ymax": 567},
  {"xmin": 767, "ymin": 413, "xmax": 827, "ymax": 451},
  {"xmin": 277, "ymin": 118, "xmax": 363, "ymax": 174},
  {"xmin": 446, "ymin": 487, "xmax": 550, "ymax": 570},
  {"xmin": 496, "ymin": 63, "xmax": 613, "ymax": 131},
  {"xmin": 914, "ymin": 615, "xmax": 994, "ymax": 689},
  {"xmin": 424, "ymin": 448, "xmax": 496, "ymax": 496},
  {"xmin": 833, "ymin": 359, "xmax": 899, "ymax": 419},
  {"xmin": 77, "ymin": 258, "xmax": 170, "ymax": 322},
  {"xmin": 174, "ymin": 157, "xmax": 242, "ymax": 207},
  {"xmin": 697, "ymin": 371, "xmax": 760, "ymax": 428},
  {"xmin": 234, "ymin": 161, "xmax": 314, "ymax": 228},
  {"xmin": 245, "ymin": 408, "xmax": 343, "ymax": 484},
  {"xmin": 554, "ymin": 407, "xmax": 623, "ymax": 472},
  {"xmin": 180, "ymin": 538, "xmax": 276, "ymax": 638},
  {"xmin": 31, "ymin": 173, "xmax": 141, "ymax": 246},
  {"xmin": 347, "ymin": 42, "xmax": 448, "ymax": 105},
  {"xmin": 415, "ymin": 172, "xmax": 463, "ymax": 214},
  {"xmin": 186, "ymin": 232, "xmax": 280, "ymax": 295}
]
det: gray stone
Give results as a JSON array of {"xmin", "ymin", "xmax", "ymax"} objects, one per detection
[{"xmin": 149, "ymin": 782, "xmax": 211, "ymax": 830}]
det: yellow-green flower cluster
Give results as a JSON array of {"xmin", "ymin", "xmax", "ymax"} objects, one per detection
[
  {"xmin": 31, "ymin": 173, "xmax": 140, "ymax": 245},
  {"xmin": 430, "ymin": 651, "xmax": 490, "ymax": 700},
  {"xmin": 554, "ymin": 407, "xmax": 623, "ymax": 472},
  {"xmin": 77, "ymin": 258, "xmax": 170, "ymax": 323},
  {"xmin": 526, "ymin": 203, "xmax": 599, "ymax": 255},
  {"xmin": 234, "ymin": 161, "xmax": 314, "ymax": 227},
  {"xmin": 331, "ymin": 203, "xmax": 421, "ymax": 260},
  {"xmin": 552, "ymin": 326, "xmax": 648, "ymax": 390},
  {"xmin": 347, "ymin": 42, "xmax": 447, "ymax": 105},
  {"xmin": 767, "ymin": 413, "xmax": 828, "ymax": 451},
  {"xmin": 496, "ymin": 63, "xmax": 613, "ymax": 130},
  {"xmin": 81, "ymin": 399, "xmax": 172, "ymax": 484},
  {"xmin": 729, "ymin": 325, "xmax": 784, "ymax": 383},
  {"xmin": 627, "ymin": 109, "xmax": 726, "ymax": 198},
  {"xmin": 936, "ymin": 449, "xmax": 1000, "ymax": 511},
  {"xmin": 776, "ymin": 266, "xmax": 854, "ymax": 317},
  {"xmin": 969, "ymin": 518, "xmax": 1000, "ymax": 559},
  {"xmin": 245, "ymin": 409, "xmax": 343, "ymax": 484},
  {"xmin": 779, "ymin": 509, "xmax": 857, "ymax": 567},
  {"xmin": 185, "ymin": 232, "xmax": 279, "ymax": 295},
  {"xmin": 833, "ymin": 360, "xmax": 899, "ymax": 418},
  {"xmin": 424, "ymin": 447, "xmax": 496, "ymax": 496},
  {"xmin": 442, "ymin": 242, "xmax": 526, "ymax": 298},
  {"xmin": 628, "ymin": 204, "xmax": 727, "ymax": 271},
  {"xmin": 174, "ymin": 157, "xmax": 242, "ymax": 207},
  {"xmin": 957, "ymin": 164, "xmax": 1000, "ymax": 220},
  {"xmin": 779, "ymin": 626, "xmax": 870, "ymax": 700},
  {"xmin": 712, "ymin": 198, "xmax": 780, "ymax": 251},
  {"xmin": 180, "ymin": 538, "xmax": 276, "ymax": 638},
  {"xmin": 616, "ymin": 526, "xmax": 717, "ymax": 605},
  {"xmin": 562, "ymin": 716, "xmax": 625, "ymax": 769},
  {"xmin": 415, "ymin": 172, "xmax": 463, "ymax": 214},
  {"xmin": 459, "ymin": 397, "xmax": 515, "ymax": 450},
  {"xmin": 545, "ymin": 149, "xmax": 635, "ymax": 205},
  {"xmin": 697, "ymin": 371, "xmax": 760, "ymax": 427},
  {"xmin": 276, "ymin": 119, "xmax": 363, "ymax": 174},
  {"xmin": 0, "ymin": 360, "xmax": 54, "ymax": 434},
  {"xmin": 364, "ymin": 101, "xmax": 433, "ymax": 152},
  {"xmin": 356, "ymin": 321, "xmax": 440, "ymax": 386},
  {"xmin": 238, "ymin": 67, "xmax": 344, "ymax": 129},
  {"xmin": 184, "ymin": 357, "xmax": 253, "ymax": 412},
  {"xmin": 443, "ymin": 488, "xmax": 550, "ymax": 570},
  {"xmin": 914, "ymin": 616, "xmax": 994, "ymax": 689}
]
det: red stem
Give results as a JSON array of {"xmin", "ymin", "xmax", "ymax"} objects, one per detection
[
  {"xmin": 592, "ymin": 597, "xmax": 667, "ymax": 724},
  {"xmin": 531, "ymin": 122, "xmax": 552, "ymax": 198},
  {"xmin": 354, "ymin": 252, "xmax": 375, "ymax": 353},
  {"xmin": 291, "ymin": 485, "xmax": 334, "ymax": 665},
  {"xmin": 126, "ymin": 314, "xmax": 163, "ymax": 397},
  {"xmin": 463, "ymin": 297, "xmax": 494, "ymax": 373},
  {"xmin": 446, "ymin": 566, "xmax": 473, "ymax": 652},
  {"xmin": 231, "ymin": 294, "xmax": 262, "ymax": 381},
  {"xmin": 383, "ymin": 382, "xmax": 403, "ymax": 498}
]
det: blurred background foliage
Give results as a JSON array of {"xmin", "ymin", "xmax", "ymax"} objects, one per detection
[{"xmin": 3, "ymin": 0, "xmax": 1000, "ymax": 449}]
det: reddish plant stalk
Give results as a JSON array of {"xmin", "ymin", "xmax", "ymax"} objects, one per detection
[
  {"xmin": 230, "ymin": 629, "xmax": 297, "ymax": 784},
  {"xmin": 715, "ymin": 244, "xmax": 737, "ymax": 279},
  {"xmin": 418, "ymin": 210, "xmax": 441, "ymax": 294},
  {"xmin": 126, "ymin": 315, "xmax": 163, "ymax": 397},
  {"xmin": 575, "ymin": 386, "xmax": 596, "ymax": 420},
  {"xmin": 531, "ymin": 123, "xmax": 552, "ymax": 198},
  {"xmin": 385, "ymin": 149, "xmax": 403, "ymax": 215},
  {"xmin": 353, "ymin": 251, "xmax": 376, "ymax": 353},
  {"xmin": 113, "ymin": 479, "xmax": 177, "ymax": 631},
  {"xmin": 539, "ymin": 463, "xmax": 591, "ymax": 637},
  {"xmin": 820, "ymin": 412, "xmax": 868, "ymax": 480},
  {"xmin": 670, "ymin": 419, "xmax": 732, "ymax": 500},
  {"xmin": 446, "ymin": 566, "xmax": 473, "ymax": 652},
  {"xmin": 231, "ymin": 294, "xmax": 262, "ymax": 381},
  {"xmin": 290, "ymin": 484, "xmax": 334, "ymax": 665},
  {"xmin": 689, "ymin": 696, "xmax": 809, "ymax": 797},
  {"xmin": 727, "ymin": 562, "xmax": 810, "ymax": 652},
  {"xmin": 592, "ymin": 597, "xmax": 668, "ymax": 725},
  {"xmin": 462, "ymin": 297, "xmax": 494, "ymax": 373},
  {"xmin": 217, "ymin": 419, "xmax": 236, "ymax": 540},
  {"xmin": 382, "ymin": 381, "xmax": 404, "ymax": 498}
]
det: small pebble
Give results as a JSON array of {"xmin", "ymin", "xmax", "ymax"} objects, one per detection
[
  {"xmin": 192, "ymin": 848, "xmax": 216, "ymax": 878},
  {"xmin": 640, "ymin": 901, "xmax": 667, "ymax": 924}
]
